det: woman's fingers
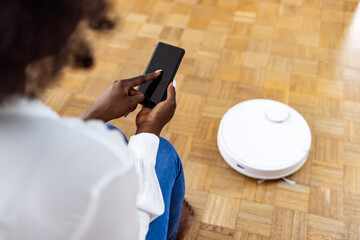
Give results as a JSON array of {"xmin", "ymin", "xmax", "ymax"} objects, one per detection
[
  {"xmin": 132, "ymin": 91, "xmax": 145, "ymax": 104},
  {"xmin": 123, "ymin": 70, "xmax": 162, "ymax": 88},
  {"xmin": 165, "ymin": 81, "xmax": 176, "ymax": 105},
  {"xmin": 128, "ymin": 88, "xmax": 137, "ymax": 96},
  {"xmin": 128, "ymin": 87, "xmax": 145, "ymax": 106}
]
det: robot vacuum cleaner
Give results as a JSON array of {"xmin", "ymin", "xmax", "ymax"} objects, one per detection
[{"xmin": 217, "ymin": 99, "xmax": 311, "ymax": 180}]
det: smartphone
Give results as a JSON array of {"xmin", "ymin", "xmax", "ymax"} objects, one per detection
[{"xmin": 138, "ymin": 42, "xmax": 185, "ymax": 108}]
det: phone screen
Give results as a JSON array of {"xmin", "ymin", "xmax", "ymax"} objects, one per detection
[{"xmin": 138, "ymin": 42, "xmax": 185, "ymax": 108}]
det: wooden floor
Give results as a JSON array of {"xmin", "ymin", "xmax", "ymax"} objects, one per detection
[{"xmin": 42, "ymin": 0, "xmax": 360, "ymax": 239}]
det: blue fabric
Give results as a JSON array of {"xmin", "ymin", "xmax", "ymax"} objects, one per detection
[{"xmin": 105, "ymin": 124, "xmax": 185, "ymax": 240}]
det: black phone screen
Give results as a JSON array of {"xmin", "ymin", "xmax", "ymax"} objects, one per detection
[{"xmin": 138, "ymin": 42, "xmax": 185, "ymax": 108}]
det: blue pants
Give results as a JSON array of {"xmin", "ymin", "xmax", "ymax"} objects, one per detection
[{"xmin": 105, "ymin": 124, "xmax": 185, "ymax": 240}]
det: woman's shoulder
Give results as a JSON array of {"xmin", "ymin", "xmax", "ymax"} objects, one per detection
[
  {"xmin": 0, "ymin": 98, "xmax": 138, "ymax": 240},
  {"xmin": 0, "ymin": 97, "xmax": 134, "ymax": 174}
]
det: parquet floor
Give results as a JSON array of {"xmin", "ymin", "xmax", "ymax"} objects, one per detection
[{"xmin": 41, "ymin": 0, "xmax": 360, "ymax": 239}]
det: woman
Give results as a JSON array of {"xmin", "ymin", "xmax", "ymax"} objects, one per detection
[{"xmin": 0, "ymin": 0, "xmax": 193, "ymax": 239}]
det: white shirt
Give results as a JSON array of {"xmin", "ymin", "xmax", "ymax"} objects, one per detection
[{"xmin": 0, "ymin": 97, "xmax": 164, "ymax": 240}]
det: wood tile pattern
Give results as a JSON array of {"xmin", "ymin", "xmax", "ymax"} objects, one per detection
[{"xmin": 42, "ymin": 0, "xmax": 360, "ymax": 238}]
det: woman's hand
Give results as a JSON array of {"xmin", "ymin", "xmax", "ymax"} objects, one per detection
[
  {"xmin": 81, "ymin": 70, "xmax": 162, "ymax": 122},
  {"xmin": 135, "ymin": 82, "xmax": 176, "ymax": 136}
]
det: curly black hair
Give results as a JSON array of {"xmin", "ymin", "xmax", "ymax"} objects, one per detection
[{"xmin": 0, "ymin": 0, "xmax": 115, "ymax": 101}]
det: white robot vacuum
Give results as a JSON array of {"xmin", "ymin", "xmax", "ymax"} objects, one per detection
[{"xmin": 217, "ymin": 99, "xmax": 311, "ymax": 180}]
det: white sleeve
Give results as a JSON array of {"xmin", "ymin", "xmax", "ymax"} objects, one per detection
[
  {"xmin": 72, "ymin": 167, "xmax": 140, "ymax": 240},
  {"xmin": 128, "ymin": 133, "xmax": 165, "ymax": 240}
]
